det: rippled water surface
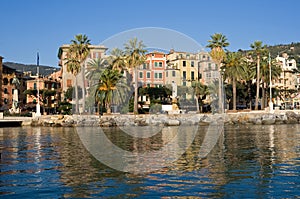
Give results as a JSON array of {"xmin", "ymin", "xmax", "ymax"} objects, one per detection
[{"xmin": 0, "ymin": 124, "xmax": 300, "ymax": 198}]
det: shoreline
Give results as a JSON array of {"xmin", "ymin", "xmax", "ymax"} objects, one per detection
[{"xmin": 1, "ymin": 110, "xmax": 300, "ymax": 127}]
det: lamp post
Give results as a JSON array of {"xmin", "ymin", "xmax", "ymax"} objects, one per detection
[
  {"xmin": 269, "ymin": 52, "xmax": 274, "ymax": 113},
  {"xmin": 35, "ymin": 52, "xmax": 41, "ymax": 117}
]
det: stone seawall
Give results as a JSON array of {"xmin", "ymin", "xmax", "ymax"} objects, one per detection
[{"xmin": 4, "ymin": 110, "xmax": 300, "ymax": 127}]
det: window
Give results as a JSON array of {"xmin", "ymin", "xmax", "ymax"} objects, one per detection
[
  {"xmin": 143, "ymin": 63, "xmax": 147, "ymax": 69},
  {"xmin": 154, "ymin": 62, "xmax": 158, "ymax": 67},
  {"xmin": 159, "ymin": 62, "xmax": 163, "ymax": 67},
  {"xmin": 147, "ymin": 72, "xmax": 151, "ymax": 79},
  {"xmin": 183, "ymin": 61, "xmax": 186, "ymax": 67},
  {"xmin": 4, "ymin": 98, "xmax": 8, "ymax": 104},
  {"xmin": 34, "ymin": 83, "xmax": 37, "ymax": 89},
  {"xmin": 191, "ymin": 61, "xmax": 194, "ymax": 67},
  {"xmin": 183, "ymin": 71, "xmax": 186, "ymax": 80},
  {"xmin": 3, "ymin": 78, "xmax": 8, "ymax": 85},
  {"xmin": 155, "ymin": 73, "xmax": 158, "ymax": 79},
  {"xmin": 166, "ymin": 71, "xmax": 168, "ymax": 78},
  {"xmin": 159, "ymin": 73, "xmax": 162, "ymax": 79},
  {"xmin": 191, "ymin": 71, "xmax": 195, "ymax": 80},
  {"xmin": 139, "ymin": 72, "xmax": 143, "ymax": 78},
  {"xmin": 183, "ymin": 81, "xmax": 186, "ymax": 86},
  {"xmin": 172, "ymin": 71, "xmax": 176, "ymax": 77},
  {"xmin": 208, "ymin": 63, "xmax": 212, "ymax": 70},
  {"xmin": 4, "ymin": 88, "xmax": 8, "ymax": 94}
]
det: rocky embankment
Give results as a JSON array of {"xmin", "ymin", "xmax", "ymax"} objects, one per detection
[{"xmin": 12, "ymin": 110, "xmax": 300, "ymax": 127}]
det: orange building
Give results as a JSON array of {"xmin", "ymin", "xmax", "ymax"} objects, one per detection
[
  {"xmin": 136, "ymin": 51, "xmax": 167, "ymax": 87},
  {"xmin": 26, "ymin": 76, "xmax": 61, "ymax": 114},
  {"xmin": 1, "ymin": 63, "xmax": 26, "ymax": 111}
]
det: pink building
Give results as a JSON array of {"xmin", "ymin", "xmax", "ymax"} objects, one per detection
[{"xmin": 137, "ymin": 51, "xmax": 167, "ymax": 87}]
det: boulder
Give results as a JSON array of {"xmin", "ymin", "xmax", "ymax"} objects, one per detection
[
  {"xmin": 262, "ymin": 114, "xmax": 276, "ymax": 125},
  {"xmin": 166, "ymin": 119, "xmax": 180, "ymax": 126}
]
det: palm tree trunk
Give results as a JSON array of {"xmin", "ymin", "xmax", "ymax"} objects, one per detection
[
  {"xmin": 75, "ymin": 76, "xmax": 79, "ymax": 114},
  {"xmin": 106, "ymin": 103, "xmax": 111, "ymax": 114},
  {"xmin": 134, "ymin": 67, "xmax": 138, "ymax": 114},
  {"xmin": 255, "ymin": 56, "xmax": 260, "ymax": 110},
  {"xmin": 248, "ymin": 80, "xmax": 252, "ymax": 110},
  {"xmin": 195, "ymin": 95, "xmax": 200, "ymax": 113},
  {"xmin": 81, "ymin": 64, "xmax": 86, "ymax": 113},
  {"xmin": 219, "ymin": 70, "xmax": 224, "ymax": 113},
  {"xmin": 261, "ymin": 81, "xmax": 265, "ymax": 109},
  {"xmin": 233, "ymin": 78, "xmax": 237, "ymax": 110}
]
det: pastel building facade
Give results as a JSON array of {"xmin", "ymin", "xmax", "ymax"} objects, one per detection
[
  {"xmin": 1, "ymin": 63, "xmax": 27, "ymax": 110},
  {"xmin": 57, "ymin": 44, "xmax": 107, "ymax": 95},
  {"xmin": 136, "ymin": 51, "xmax": 167, "ymax": 88},
  {"xmin": 57, "ymin": 44, "xmax": 107, "ymax": 112},
  {"xmin": 273, "ymin": 53, "xmax": 298, "ymax": 107}
]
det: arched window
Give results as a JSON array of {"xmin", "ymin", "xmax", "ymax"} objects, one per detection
[{"xmin": 3, "ymin": 78, "xmax": 8, "ymax": 85}]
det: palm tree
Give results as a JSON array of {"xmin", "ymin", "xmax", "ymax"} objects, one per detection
[
  {"xmin": 241, "ymin": 55, "xmax": 256, "ymax": 110},
  {"xmin": 124, "ymin": 38, "xmax": 147, "ymax": 114},
  {"xmin": 67, "ymin": 34, "xmax": 91, "ymax": 114},
  {"xmin": 65, "ymin": 56, "xmax": 81, "ymax": 113},
  {"xmin": 85, "ymin": 58, "xmax": 109, "ymax": 113},
  {"xmin": 260, "ymin": 53, "xmax": 282, "ymax": 108},
  {"xmin": 95, "ymin": 69, "xmax": 124, "ymax": 114},
  {"xmin": 206, "ymin": 33, "xmax": 229, "ymax": 113},
  {"xmin": 86, "ymin": 58, "xmax": 108, "ymax": 81},
  {"xmin": 250, "ymin": 41, "xmax": 267, "ymax": 110},
  {"xmin": 192, "ymin": 81, "xmax": 209, "ymax": 113},
  {"xmin": 109, "ymin": 48, "xmax": 126, "ymax": 72},
  {"xmin": 222, "ymin": 51, "xmax": 246, "ymax": 110}
]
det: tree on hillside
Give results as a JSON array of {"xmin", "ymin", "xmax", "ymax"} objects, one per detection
[{"xmin": 206, "ymin": 33, "xmax": 229, "ymax": 113}]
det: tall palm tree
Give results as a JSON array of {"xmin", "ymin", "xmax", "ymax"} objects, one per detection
[
  {"xmin": 96, "ymin": 69, "xmax": 124, "ymax": 114},
  {"xmin": 222, "ymin": 51, "xmax": 246, "ymax": 110},
  {"xmin": 65, "ymin": 56, "xmax": 81, "ymax": 113},
  {"xmin": 250, "ymin": 41, "xmax": 267, "ymax": 110},
  {"xmin": 241, "ymin": 55, "xmax": 256, "ymax": 110},
  {"xmin": 67, "ymin": 34, "xmax": 91, "ymax": 114},
  {"xmin": 124, "ymin": 38, "xmax": 147, "ymax": 114},
  {"xmin": 206, "ymin": 33, "xmax": 229, "ymax": 113}
]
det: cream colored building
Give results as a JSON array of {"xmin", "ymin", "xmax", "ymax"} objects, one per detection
[
  {"xmin": 57, "ymin": 44, "xmax": 107, "ymax": 113},
  {"xmin": 166, "ymin": 50, "xmax": 218, "ymax": 87},
  {"xmin": 273, "ymin": 53, "xmax": 298, "ymax": 107}
]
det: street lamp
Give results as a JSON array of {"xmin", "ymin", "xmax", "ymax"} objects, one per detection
[
  {"xmin": 35, "ymin": 52, "xmax": 41, "ymax": 117},
  {"xmin": 269, "ymin": 52, "xmax": 274, "ymax": 113}
]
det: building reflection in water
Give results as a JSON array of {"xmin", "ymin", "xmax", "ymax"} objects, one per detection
[{"xmin": 0, "ymin": 124, "xmax": 299, "ymax": 198}]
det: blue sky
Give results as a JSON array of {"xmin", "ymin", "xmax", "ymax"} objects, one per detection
[{"xmin": 1, "ymin": 0, "xmax": 299, "ymax": 67}]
